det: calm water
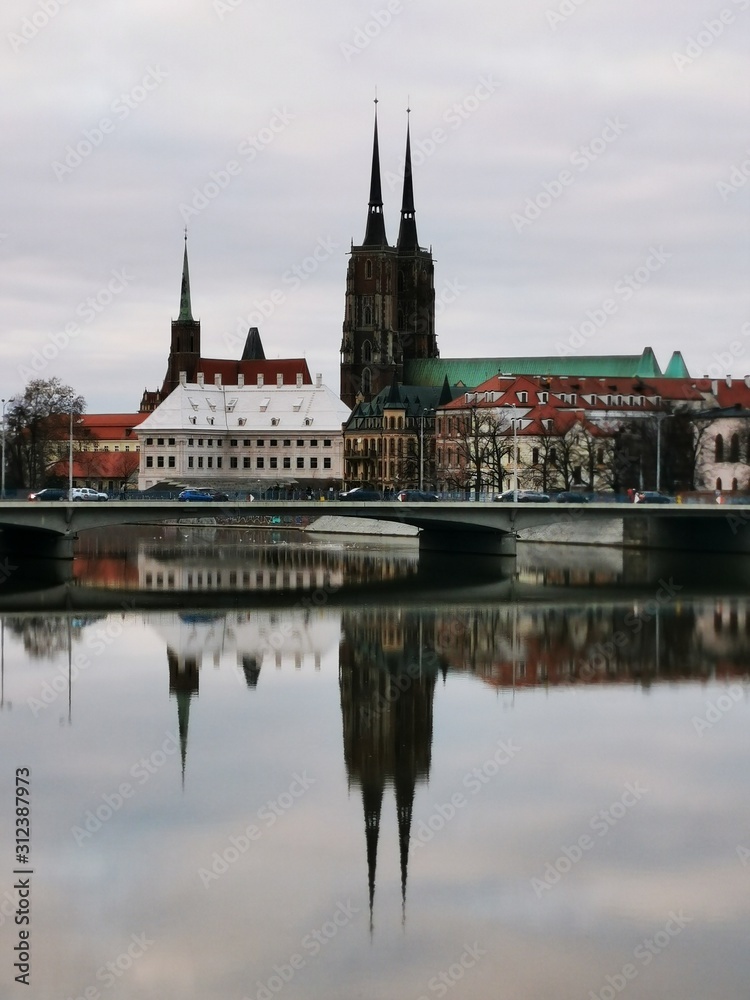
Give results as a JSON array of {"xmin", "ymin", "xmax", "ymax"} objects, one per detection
[{"xmin": 1, "ymin": 528, "xmax": 749, "ymax": 1000}]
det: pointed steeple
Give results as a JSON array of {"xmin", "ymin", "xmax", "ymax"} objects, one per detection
[
  {"xmin": 363, "ymin": 100, "xmax": 388, "ymax": 246},
  {"xmin": 437, "ymin": 375, "xmax": 453, "ymax": 407},
  {"xmin": 241, "ymin": 327, "xmax": 266, "ymax": 361},
  {"xmin": 397, "ymin": 110, "xmax": 418, "ymax": 251},
  {"xmin": 178, "ymin": 230, "xmax": 194, "ymax": 322}
]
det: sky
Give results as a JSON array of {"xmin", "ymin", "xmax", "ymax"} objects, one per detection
[{"xmin": 1, "ymin": 0, "xmax": 748, "ymax": 414}]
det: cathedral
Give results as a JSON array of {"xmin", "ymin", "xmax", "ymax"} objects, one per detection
[{"xmin": 339, "ymin": 105, "xmax": 439, "ymax": 410}]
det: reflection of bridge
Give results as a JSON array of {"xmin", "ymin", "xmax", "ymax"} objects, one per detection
[{"xmin": 2, "ymin": 499, "xmax": 750, "ymax": 558}]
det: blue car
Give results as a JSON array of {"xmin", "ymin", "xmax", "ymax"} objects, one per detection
[{"xmin": 178, "ymin": 488, "xmax": 214, "ymax": 502}]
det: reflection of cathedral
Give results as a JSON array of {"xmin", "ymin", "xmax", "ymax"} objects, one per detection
[{"xmin": 339, "ymin": 608, "xmax": 443, "ymax": 926}]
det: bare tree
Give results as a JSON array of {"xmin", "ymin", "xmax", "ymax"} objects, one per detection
[{"xmin": 5, "ymin": 378, "xmax": 86, "ymax": 488}]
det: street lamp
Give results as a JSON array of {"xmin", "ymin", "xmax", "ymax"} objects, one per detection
[
  {"xmin": 69, "ymin": 408, "xmax": 74, "ymax": 495},
  {"xmin": 1, "ymin": 398, "xmax": 6, "ymax": 500},
  {"xmin": 504, "ymin": 403, "xmax": 518, "ymax": 500}
]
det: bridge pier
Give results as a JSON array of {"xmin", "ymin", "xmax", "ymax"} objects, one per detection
[
  {"xmin": 0, "ymin": 528, "xmax": 76, "ymax": 561},
  {"xmin": 419, "ymin": 528, "xmax": 516, "ymax": 557}
]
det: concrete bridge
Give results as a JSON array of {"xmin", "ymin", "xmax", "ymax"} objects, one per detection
[{"xmin": 2, "ymin": 498, "xmax": 750, "ymax": 559}]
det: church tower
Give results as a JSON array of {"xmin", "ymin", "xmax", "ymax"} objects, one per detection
[
  {"xmin": 340, "ymin": 106, "xmax": 438, "ymax": 410},
  {"xmin": 162, "ymin": 234, "xmax": 201, "ymax": 399}
]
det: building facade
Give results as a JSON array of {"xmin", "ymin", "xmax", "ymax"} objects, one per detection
[{"xmin": 136, "ymin": 373, "xmax": 350, "ymax": 491}]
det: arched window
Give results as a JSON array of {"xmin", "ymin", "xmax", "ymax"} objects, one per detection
[
  {"xmin": 364, "ymin": 306, "xmax": 372, "ymax": 325},
  {"xmin": 532, "ymin": 447, "xmax": 540, "ymax": 465},
  {"xmin": 716, "ymin": 477, "xmax": 723, "ymax": 491},
  {"xmin": 732, "ymin": 478, "xmax": 739, "ymax": 492},
  {"xmin": 362, "ymin": 368, "xmax": 371, "ymax": 395},
  {"xmin": 365, "ymin": 259, "xmax": 372, "ymax": 279},
  {"xmin": 730, "ymin": 433, "xmax": 740, "ymax": 463},
  {"xmin": 715, "ymin": 434, "xmax": 724, "ymax": 462},
  {"xmin": 362, "ymin": 340, "xmax": 371, "ymax": 363},
  {"xmin": 398, "ymin": 416, "xmax": 403, "ymax": 429}
]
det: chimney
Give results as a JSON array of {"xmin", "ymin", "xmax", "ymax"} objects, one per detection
[
  {"xmin": 276, "ymin": 373, "xmax": 283, "ymax": 387},
  {"xmin": 257, "ymin": 374, "xmax": 264, "ymax": 387},
  {"xmin": 179, "ymin": 371, "xmax": 187, "ymax": 386},
  {"xmin": 296, "ymin": 373, "xmax": 303, "ymax": 388},
  {"xmin": 238, "ymin": 374, "xmax": 244, "ymax": 387},
  {"xmin": 711, "ymin": 380, "xmax": 718, "ymax": 395},
  {"xmin": 744, "ymin": 376, "xmax": 750, "ymax": 389},
  {"xmin": 197, "ymin": 373, "xmax": 204, "ymax": 387},
  {"xmin": 315, "ymin": 372, "xmax": 322, "ymax": 388},
  {"xmin": 726, "ymin": 376, "xmax": 732, "ymax": 388},
  {"xmin": 214, "ymin": 374, "xmax": 222, "ymax": 386}
]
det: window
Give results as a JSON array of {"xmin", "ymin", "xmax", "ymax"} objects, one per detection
[
  {"xmin": 256, "ymin": 440, "xmax": 264, "ymax": 447},
  {"xmin": 157, "ymin": 456, "xmax": 164, "ymax": 468},
  {"xmin": 216, "ymin": 457, "xmax": 222, "ymax": 469},
  {"xmin": 323, "ymin": 457, "xmax": 331, "ymax": 469},
  {"xmin": 532, "ymin": 447, "xmax": 540, "ymax": 465},
  {"xmin": 270, "ymin": 439, "xmax": 278, "ymax": 447},
  {"xmin": 146, "ymin": 456, "xmax": 153, "ymax": 467},
  {"xmin": 207, "ymin": 439, "xmax": 213, "ymax": 447},
  {"xmin": 197, "ymin": 457, "xmax": 203, "ymax": 468},
  {"xmin": 271, "ymin": 418, "xmax": 280, "ymax": 426},
  {"xmin": 715, "ymin": 434, "xmax": 724, "ymax": 462},
  {"xmin": 207, "ymin": 457, "xmax": 213, "ymax": 468},
  {"xmin": 243, "ymin": 457, "xmax": 251, "ymax": 469},
  {"xmin": 198, "ymin": 438, "xmax": 203, "ymax": 446},
  {"xmin": 188, "ymin": 456, "xmax": 194, "ymax": 468},
  {"xmin": 230, "ymin": 457, "xmax": 238, "ymax": 469},
  {"xmin": 168, "ymin": 437, "xmax": 175, "ymax": 445},
  {"xmin": 310, "ymin": 457, "xmax": 318, "ymax": 469},
  {"xmin": 188, "ymin": 438, "xmax": 194, "ymax": 446},
  {"xmin": 243, "ymin": 439, "xmax": 251, "ymax": 446},
  {"xmin": 283, "ymin": 439, "xmax": 291, "ymax": 447},
  {"xmin": 517, "ymin": 391, "xmax": 528, "ymax": 403},
  {"xmin": 304, "ymin": 418, "xmax": 313, "ymax": 426},
  {"xmin": 146, "ymin": 437, "xmax": 153, "ymax": 445},
  {"xmin": 297, "ymin": 440, "xmax": 304, "ymax": 447},
  {"xmin": 365, "ymin": 259, "xmax": 372, "ymax": 279},
  {"xmin": 729, "ymin": 433, "xmax": 740, "ymax": 463},
  {"xmin": 538, "ymin": 392, "xmax": 548, "ymax": 404},
  {"xmin": 230, "ymin": 439, "xmax": 238, "ymax": 446},
  {"xmin": 323, "ymin": 439, "xmax": 331, "ymax": 447},
  {"xmin": 168, "ymin": 456, "xmax": 175, "ymax": 468},
  {"xmin": 256, "ymin": 457, "xmax": 264, "ymax": 469},
  {"xmin": 297, "ymin": 457, "xmax": 304, "ymax": 469},
  {"xmin": 270, "ymin": 457, "xmax": 278, "ymax": 469},
  {"xmin": 310, "ymin": 439, "xmax": 318, "ymax": 446}
]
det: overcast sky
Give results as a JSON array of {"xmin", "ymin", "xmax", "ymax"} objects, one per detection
[{"xmin": 1, "ymin": 0, "xmax": 748, "ymax": 413}]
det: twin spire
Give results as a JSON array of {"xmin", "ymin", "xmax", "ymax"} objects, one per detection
[
  {"xmin": 363, "ymin": 101, "xmax": 419, "ymax": 250},
  {"xmin": 178, "ymin": 229, "xmax": 194, "ymax": 322}
]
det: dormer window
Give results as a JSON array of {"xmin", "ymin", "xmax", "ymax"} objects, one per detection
[
  {"xmin": 226, "ymin": 398, "xmax": 238, "ymax": 412},
  {"xmin": 259, "ymin": 397, "xmax": 270, "ymax": 411},
  {"xmin": 539, "ymin": 391, "xmax": 549, "ymax": 404},
  {"xmin": 271, "ymin": 417, "xmax": 280, "ymax": 426},
  {"xmin": 292, "ymin": 397, "xmax": 303, "ymax": 411},
  {"xmin": 517, "ymin": 391, "xmax": 528, "ymax": 403},
  {"xmin": 304, "ymin": 417, "xmax": 313, "ymax": 426}
]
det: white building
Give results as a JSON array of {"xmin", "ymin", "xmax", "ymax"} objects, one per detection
[{"xmin": 136, "ymin": 372, "xmax": 351, "ymax": 490}]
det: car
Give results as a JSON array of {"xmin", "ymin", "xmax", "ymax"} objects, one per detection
[
  {"xmin": 68, "ymin": 487, "xmax": 108, "ymax": 502},
  {"xmin": 396, "ymin": 490, "xmax": 439, "ymax": 502},
  {"xmin": 555, "ymin": 492, "xmax": 589, "ymax": 503},
  {"xmin": 338, "ymin": 488, "xmax": 384, "ymax": 501},
  {"xmin": 636, "ymin": 491, "xmax": 673, "ymax": 504},
  {"xmin": 208, "ymin": 490, "xmax": 230, "ymax": 502},
  {"xmin": 28, "ymin": 488, "xmax": 67, "ymax": 501},
  {"xmin": 494, "ymin": 490, "xmax": 550, "ymax": 503},
  {"xmin": 177, "ymin": 488, "xmax": 215, "ymax": 502}
]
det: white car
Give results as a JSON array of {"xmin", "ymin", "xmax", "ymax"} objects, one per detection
[{"xmin": 68, "ymin": 487, "xmax": 108, "ymax": 502}]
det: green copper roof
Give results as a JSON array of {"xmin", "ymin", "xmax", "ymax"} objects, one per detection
[
  {"xmin": 178, "ymin": 238, "xmax": 194, "ymax": 322},
  {"xmin": 663, "ymin": 350, "xmax": 690, "ymax": 378},
  {"xmin": 403, "ymin": 349, "xmax": 674, "ymax": 388}
]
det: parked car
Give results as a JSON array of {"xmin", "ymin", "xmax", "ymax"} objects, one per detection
[
  {"xmin": 555, "ymin": 492, "xmax": 589, "ymax": 503},
  {"xmin": 338, "ymin": 488, "xmax": 384, "ymax": 501},
  {"xmin": 396, "ymin": 490, "xmax": 439, "ymax": 502},
  {"xmin": 177, "ymin": 488, "xmax": 215, "ymax": 502},
  {"xmin": 494, "ymin": 490, "xmax": 550, "ymax": 503},
  {"xmin": 208, "ymin": 490, "xmax": 230, "ymax": 502},
  {"xmin": 28, "ymin": 488, "xmax": 67, "ymax": 501},
  {"xmin": 636, "ymin": 491, "xmax": 673, "ymax": 504},
  {"xmin": 68, "ymin": 487, "xmax": 108, "ymax": 502}
]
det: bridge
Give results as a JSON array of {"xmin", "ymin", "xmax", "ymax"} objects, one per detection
[{"xmin": 2, "ymin": 498, "xmax": 750, "ymax": 559}]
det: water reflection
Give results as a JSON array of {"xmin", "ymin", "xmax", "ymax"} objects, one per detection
[{"xmin": 2, "ymin": 535, "xmax": 750, "ymax": 999}]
